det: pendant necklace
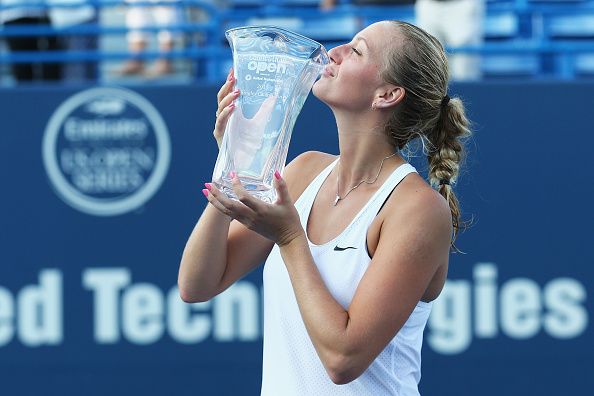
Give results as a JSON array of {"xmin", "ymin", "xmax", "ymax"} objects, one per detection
[{"xmin": 333, "ymin": 152, "xmax": 398, "ymax": 206}]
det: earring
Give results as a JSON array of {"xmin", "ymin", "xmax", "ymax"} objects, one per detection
[{"xmin": 372, "ymin": 102, "xmax": 377, "ymax": 110}]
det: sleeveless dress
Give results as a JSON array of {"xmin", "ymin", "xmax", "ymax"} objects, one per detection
[{"xmin": 261, "ymin": 159, "xmax": 432, "ymax": 396}]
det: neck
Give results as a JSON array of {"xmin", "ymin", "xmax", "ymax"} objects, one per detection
[
  {"xmin": 336, "ymin": 128, "xmax": 403, "ymax": 188},
  {"xmin": 329, "ymin": 104, "xmax": 404, "ymax": 187}
]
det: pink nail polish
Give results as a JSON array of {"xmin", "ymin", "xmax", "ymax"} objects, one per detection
[
  {"xmin": 230, "ymin": 171, "xmax": 235, "ymax": 179},
  {"xmin": 228, "ymin": 103, "xmax": 235, "ymax": 109},
  {"xmin": 204, "ymin": 183, "xmax": 211, "ymax": 191},
  {"xmin": 275, "ymin": 171, "xmax": 281, "ymax": 180},
  {"xmin": 233, "ymin": 89, "xmax": 240, "ymax": 94},
  {"xmin": 202, "ymin": 189, "xmax": 209, "ymax": 198},
  {"xmin": 228, "ymin": 74, "xmax": 233, "ymax": 82}
]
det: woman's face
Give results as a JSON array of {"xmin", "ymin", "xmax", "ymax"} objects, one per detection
[{"xmin": 313, "ymin": 21, "xmax": 398, "ymax": 112}]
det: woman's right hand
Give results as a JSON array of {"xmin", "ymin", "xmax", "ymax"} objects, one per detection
[{"xmin": 214, "ymin": 68, "xmax": 240, "ymax": 149}]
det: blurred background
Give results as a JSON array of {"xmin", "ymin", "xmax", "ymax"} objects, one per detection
[{"xmin": 0, "ymin": 0, "xmax": 592, "ymax": 395}]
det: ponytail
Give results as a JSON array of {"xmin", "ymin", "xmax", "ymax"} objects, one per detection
[
  {"xmin": 383, "ymin": 20, "xmax": 473, "ymax": 251},
  {"xmin": 427, "ymin": 96, "xmax": 472, "ymax": 251}
]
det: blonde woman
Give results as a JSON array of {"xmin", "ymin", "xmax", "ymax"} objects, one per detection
[{"xmin": 180, "ymin": 20, "xmax": 471, "ymax": 395}]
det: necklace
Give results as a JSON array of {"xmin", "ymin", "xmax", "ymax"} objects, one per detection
[{"xmin": 333, "ymin": 152, "xmax": 398, "ymax": 206}]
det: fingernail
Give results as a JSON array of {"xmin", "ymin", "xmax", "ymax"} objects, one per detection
[
  {"xmin": 233, "ymin": 89, "xmax": 240, "ymax": 94},
  {"xmin": 230, "ymin": 171, "xmax": 235, "ymax": 179},
  {"xmin": 204, "ymin": 183, "xmax": 211, "ymax": 191},
  {"xmin": 275, "ymin": 171, "xmax": 281, "ymax": 180},
  {"xmin": 228, "ymin": 74, "xmax": 233, "ymax": 82},
  {"xmin": 228, "ymin": 103, "xmax": 235, "ymax": 108},
  {"xmin": 202, "ymin": 189, "xmax": 209, "ymax": 198}
]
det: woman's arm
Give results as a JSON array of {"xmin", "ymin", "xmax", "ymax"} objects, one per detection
[
  {"xmin": 178, "ymin": 69, "xmax": 275, "ymax": 303},
  {"xmin": 181, "ymin": 151, "xmax": 332, "ymax": 302},
  {"xmin": 178, "ymin": 204, "xmax": 274, "ymax": 303},
  {"xmin": 179, "ymin": 152, "xmax": 331, "ymax": 303},
  {"xmin": 278, "ymin": 181, "xmax": 453, "ymax": 384}
]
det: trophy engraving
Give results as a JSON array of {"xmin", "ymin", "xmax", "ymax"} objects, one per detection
[{"xmin": 212, "ymin": 26, "xmax": 330, "ymax": 203}]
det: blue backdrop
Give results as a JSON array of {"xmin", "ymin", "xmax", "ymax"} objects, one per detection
[{"xmin": 0, "ymin": 81, "xmax": 592, "ymax": 395}]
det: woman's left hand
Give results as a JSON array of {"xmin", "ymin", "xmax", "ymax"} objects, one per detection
[{"xmin": 204, "ymin": 171, "xmax": 304, "ymax": 247}]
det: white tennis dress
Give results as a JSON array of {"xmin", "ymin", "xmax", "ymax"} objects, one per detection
[{"xmin": 261, "ymin": 160, "xmax": 433, "ymax": 395}]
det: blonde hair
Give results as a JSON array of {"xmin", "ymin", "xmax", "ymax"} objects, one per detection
[{"xmin": 383, "ymin": 20, "xmax": 472, "ymax": 249}]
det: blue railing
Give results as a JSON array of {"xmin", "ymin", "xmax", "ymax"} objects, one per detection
[{"xmin": 1, "ymin": 0, "xmax": 594, "ymax": 84}]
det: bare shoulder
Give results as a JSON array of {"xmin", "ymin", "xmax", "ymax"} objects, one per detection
[
  {"xmin": 394, "ymin": 174, "xmax": 451, "ymax": 223},
  {"xmin": 283, "ymin": 151, "xmax": 337, "ymax": 201},
  {"xmin": 381, "ymin": 173, "xmax": 453, "ymax": 248}
]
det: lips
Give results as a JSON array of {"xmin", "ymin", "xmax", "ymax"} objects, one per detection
[{"xmin": 322, "ymin": 66, "xmax": 335, "ymax": 77}]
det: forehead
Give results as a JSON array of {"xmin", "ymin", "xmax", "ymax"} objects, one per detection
[
  {"xmin": 356, "ymin": 22, "xmax": 401, "ymax": 59},
  {"xmin": 353, "ymin": 21, "xmax": 401, "ymax": 60}
]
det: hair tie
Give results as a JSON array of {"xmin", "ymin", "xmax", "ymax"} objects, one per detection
[
  {"xmin": 439, "ymin": 179, "xmax": 450, "ymax": 186},
  {"xmin": 441, "ymin": 94, "xmax": 450, "ymax": 108}
]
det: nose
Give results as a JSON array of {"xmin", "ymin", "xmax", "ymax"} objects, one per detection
[{"xmin": 328, "ymin": 44, "xmax": 346, "ymax": 64}]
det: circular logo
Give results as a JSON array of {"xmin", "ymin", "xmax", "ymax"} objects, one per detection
[{"xmin": 42, "ymin": 87, "xmax": 171, "ymax": 216}]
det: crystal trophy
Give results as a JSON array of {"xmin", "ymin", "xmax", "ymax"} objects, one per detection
[{"xmin": 212, "ymin": 26, "xmax": 330, "ymax": 203}]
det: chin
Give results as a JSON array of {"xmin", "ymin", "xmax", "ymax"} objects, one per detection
[{"xmin": 312, "ymin": 80, "xmax": 326, "ymax": 101}]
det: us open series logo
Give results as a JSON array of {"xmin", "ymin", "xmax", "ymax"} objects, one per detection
[{"xmin": 42, "ymin": 87, "xmax": 171, "ymax": 216}]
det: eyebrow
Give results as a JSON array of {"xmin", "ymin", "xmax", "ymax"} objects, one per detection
[{"xmin": 354, "ymin": 36, "xmax": 369, "ymax": 48}]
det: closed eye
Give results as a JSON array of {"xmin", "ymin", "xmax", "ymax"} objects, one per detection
[{"xmin": 351, "ymin": 47, "xmax": 361, "ymax": 55}]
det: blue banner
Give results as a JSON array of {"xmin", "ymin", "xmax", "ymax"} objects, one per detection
[{"xmin": 0, "ymin": 82, "xmax": 591, "ymax": 395}]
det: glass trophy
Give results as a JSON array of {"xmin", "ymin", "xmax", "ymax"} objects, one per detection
[{"xmin": 212, "ymin": 26, "xmax": 330, "ymax": 203}]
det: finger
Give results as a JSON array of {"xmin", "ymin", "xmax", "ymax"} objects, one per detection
[
  {"xmin": 254, "ymin": 96, "xmax": 277, "ymax": 123},
  {"xmin": 272, "ymin": 170, "xmax": 292, "ymax": 205},
  {"xmin": 229, "ymin": 171, "xmax": 264, "ymax": 211},
  {"xmin": 216, "ymin": 88, "xmax": 240, "ymax": 118},
  {"xmin": 215, "ymin": 102, "xmax": 235, "ymax": 126},
  {"xmin": 203, "ymin": 184, "xmax": 233, "ymax": 218},
  {"xmin": 204, "ymin": 182, "xmax": 245, "ymax": 219},
  {"xmin": 216, "ymin": 68, "xmax": 234, "ymax": 104},
  {"xmin": 261, "ymin": 96, "xmax": 277, "ymax": 115},
  {"xmin": 208, "ymin": 180, "xmax": 256, "ymax": 222},
  {"xmin": 214, "ymin": 102, "xmax": 236, "ymax": 147}
]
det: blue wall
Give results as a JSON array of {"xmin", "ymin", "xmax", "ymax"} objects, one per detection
[{"xmin": 0, "ymin": 82, "xmax": 591, "ymax": 395}]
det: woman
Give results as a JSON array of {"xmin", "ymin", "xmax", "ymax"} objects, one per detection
[{"xmin": 179, "ymin": 20, "xmax": 471, "ymax": 395}]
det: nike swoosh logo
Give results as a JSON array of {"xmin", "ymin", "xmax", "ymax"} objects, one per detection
[{"xmin": 334, "ymin": 246, "xmax": 357, "ymax": 251}]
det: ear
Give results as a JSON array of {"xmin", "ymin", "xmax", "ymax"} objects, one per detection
[{"xmin": 374, "ymin": 85, "xmax": 405, "ymax": 109}]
